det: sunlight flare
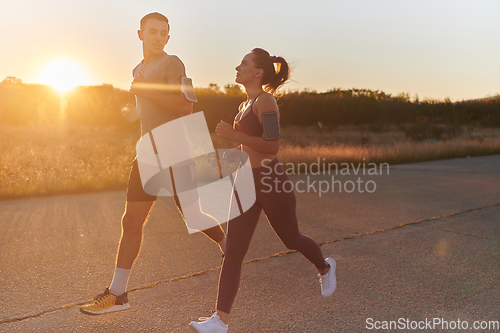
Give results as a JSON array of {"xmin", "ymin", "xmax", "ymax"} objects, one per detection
[{"xmin": 37, "ymin": 59, "xmax": 90, "ymax": 92}]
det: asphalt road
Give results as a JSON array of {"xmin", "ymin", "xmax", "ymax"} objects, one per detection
[{"xmin": 1, "ymin": 155, "xmax": 499, "ymax": 332}]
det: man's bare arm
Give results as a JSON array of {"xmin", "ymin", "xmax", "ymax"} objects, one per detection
[
  {"xmin": 130, "ymin": 73, "xmax": 192, "ymax": 115},
  {"xmin": 143, "ymin": 90, "xmax": 193, "ymax": 115}
]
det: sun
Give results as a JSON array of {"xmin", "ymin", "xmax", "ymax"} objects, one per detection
[{"xmin": 37, "ymin": 59, "xmax": 91, "ymax": 92}]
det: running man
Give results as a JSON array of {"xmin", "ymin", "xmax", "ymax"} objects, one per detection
[{"xmin": 80, "ymin": 12, "xmax": 226, "ymax": 315}]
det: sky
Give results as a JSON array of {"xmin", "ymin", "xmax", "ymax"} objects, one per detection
[{"xmin": 1, "ymin": 0, "xmax": 499, "ymax": 101}]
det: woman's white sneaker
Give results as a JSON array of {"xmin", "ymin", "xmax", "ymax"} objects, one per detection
[
  {"xmin": 318, "ymin": 257, "xmax": 337, "ymax": 297},
  {"xmin": 189, "ymin": 313, "xmax": 228, "ymax": 333}
]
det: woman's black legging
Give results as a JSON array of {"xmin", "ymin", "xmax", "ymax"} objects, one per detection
[{"xmin": 216, "ymin": 158, "xmax": 328, "ymax": 314}]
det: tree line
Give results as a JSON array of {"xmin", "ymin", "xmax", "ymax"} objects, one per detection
[{"xmin": 1, "ymin": 77, "xmax": 498, "ymax": 135}]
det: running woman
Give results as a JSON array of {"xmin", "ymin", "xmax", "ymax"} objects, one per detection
[
  {"xmin": 80, "ymin": 12, "xmax": 226, "ymax": 315},
  {"xmin": 189, "ymin": 48, "xmax": 337, "ymax": 333}
]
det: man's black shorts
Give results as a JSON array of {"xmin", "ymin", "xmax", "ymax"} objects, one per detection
[
  {"xmin": 126, "ymin": 159, "xmax": 198, "ymax": 215},
  {"xmin": 126, "ymin": 159, "xmax": 158, "ymax": 202}
]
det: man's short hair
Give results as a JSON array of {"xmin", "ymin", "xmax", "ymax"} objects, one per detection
[{"xmin": 140, "ymin": 12, "xmax": 170, "ymax": 34}]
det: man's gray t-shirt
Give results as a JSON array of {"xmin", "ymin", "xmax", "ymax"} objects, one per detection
[{"xmin": 132, "ymin": 52, "xmax": 188, "ymax": 134}]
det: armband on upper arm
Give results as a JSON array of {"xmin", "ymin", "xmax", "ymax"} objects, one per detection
[
  {"xmin": 261, "ymin": 112, "xmax": 281, "ymax": 140},
  {"xmin": 181, "ymin": 77, "xmax": 197, "ymax": 102}
]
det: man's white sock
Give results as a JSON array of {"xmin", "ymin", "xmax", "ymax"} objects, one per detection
[{"xmin": 109, "ymin": 267, "xmax": 131, "ymax": 296}]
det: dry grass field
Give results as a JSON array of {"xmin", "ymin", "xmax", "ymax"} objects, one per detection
[
  {"xmin": 277, "ymin": 125, "xmax": 500, "ymax": 168},
  {"xmin": 1, "ymin": 123, "xmax": 499, "ymax": 200},
  {"xmin": 0, "ymin": 124, "xmax": 136, "ymax": 199}
]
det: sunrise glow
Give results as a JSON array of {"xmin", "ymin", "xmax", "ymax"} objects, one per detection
[{"xmin": 37, "ymin": 60, "xmax": 91, "ymax": 92}]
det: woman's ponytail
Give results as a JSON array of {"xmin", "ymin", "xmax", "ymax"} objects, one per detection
[{"xmin": 251, "ymin": 48, "xmax": 290, "ymax": 96}]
